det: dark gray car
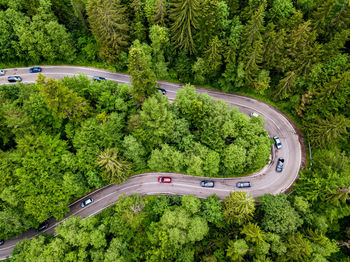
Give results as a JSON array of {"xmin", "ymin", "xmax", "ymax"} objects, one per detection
[
  {"xmin": 8, "ymin": 76, "xmax": 22, "ymax": 82},
  {"xmin": 81, "ymin": 198, "xmax": 94, "ymax": 207}
]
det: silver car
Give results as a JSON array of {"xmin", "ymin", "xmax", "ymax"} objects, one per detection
[{"xmin": 0, "ymin": 69, "xmax": 5, "ymax": 76}]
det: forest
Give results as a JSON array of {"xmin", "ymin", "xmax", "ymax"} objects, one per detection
[{"xmin": 0, "ymin": 0, "xmax": 349, "ymax": 260}]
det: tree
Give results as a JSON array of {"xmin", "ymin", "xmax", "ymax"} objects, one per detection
[
  {"xmin": 149, "ymin": 25, "xmax": 169, "ymax": 79},
  {"xmin": 137, "ymin": 94, "xmax": 175, "ymax": 149},
  {"xmin": 223, "ymin": 191, "xmax": 255, "ymax": 225},
  {"xmin": 37, "ymin": 74, "xmax": 91, "ymax": 122},
  {"xmin": 128, "ymin": 40, "xmax": 157, "ymax": 105},
  {"xmin": 226, "ymin": 239, "xmax": 249, "ymax": 262},
  {"xmin": 241, "ymin": 222, "xmax": 265, "ymax": 244},
  {"xmin": 308, "ymin": 114, "xmax": 350, "ymax": 148},
  {"xmin": 15, "ymin": 0, "xmax": 76, "ymax": 63},
  {"xmin": 86, "ymin": 0, "xmax": 129, "ymax": 63},
  {"xmin": 122, "ymin": 135, "xmax": 147, "ymax": 170},
  {"xmin": 258, "ymin": 194, "xmax": 303, "ymax": 235},
  {"xmin": 148, "ymin": 144, "xmax": 185, "ymax": 172},
  {"xmin": 152, "ymin": 0, "xmax": 167, "ymax": 26},
  {"xmin": 285, "ymin": 232, "xmax": 313, "ymax": 261},
  {"xmin": 201, "ymin": 195, "xmax": 225, "ymax": 227},
  {"xmin": 239, "ymin": 3, "xmax": 266, "ymax": 86},
  {"xmin": 97, "ymin": 148, "xmax": 131, "ymax": 184},
  {"xmin": 169, "ymin": 0, "xmax": 200, "ymax": 54}
]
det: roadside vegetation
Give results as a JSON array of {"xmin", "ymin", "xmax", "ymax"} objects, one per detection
[
  {"xmin": 0, "ymin": 76, "xmax": 270, "ymax": 240},
  {"xmin": 0, "ymin": 0, "xmax": 349, "ymax": 260}
]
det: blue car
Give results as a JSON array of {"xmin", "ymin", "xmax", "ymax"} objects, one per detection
[
  {"xmin": 29, "ymin": 67, "xmax": 42, "ymax": 73},
  {"xmin": 93, "ymin": 76, "xmax": 106, "ymax": 81}
]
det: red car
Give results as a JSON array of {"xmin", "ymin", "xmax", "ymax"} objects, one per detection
[{"xmin": 158, "ymin": 177, "xmax": 172, "ymax": 183}]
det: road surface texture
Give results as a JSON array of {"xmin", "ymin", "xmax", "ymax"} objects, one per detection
[{"xmin": 0, "ymin": 66, "xmax": 305, "ymax": 259}]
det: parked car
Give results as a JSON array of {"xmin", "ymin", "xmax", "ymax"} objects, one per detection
[
  {"xmin": 93, "ymin": 76, "xmax": 106, "ymax": 81},
  {"xmin": 37, "ymin": 221, "xmax": 49, "ymax": 232},
  {"xmin": 158, "ymin": 177, "xmax": 172, "ymax": 183},
  {"xmin": 200, "ymin": 181, "xmax": 215, "ymax": 187},
  {"xmin": 81, "ymin": 198, "xmax": 94, "ymax": 208},
  {"xmin": 276, "ymin": 158, "xmax": 285, "ymax": 172},
  {"xmin": 0, "ymin": 69, "xmax": 5, "ymax": 76},
  {"xmin": 156, "ymin": 87, "xmax": 166, "ymax": 95},
  {"xmin": 0, "ymin": 240, "xmax": 4, "ymax": 246},
  {"xmin": 29, "ymin": 67, "xmax": 42, "ymax": 73},
  {"xmin": 250, "ymin": 112, "xmax": 259, "ymax": 118},
  {"xmin": 236, "ymin": 181, "xmax": 251, "ymax": 188},
  {"xmin": 8, "ymin": 76, "xmax": 22, "ymax": 82},
  {"xmin": 273, "ymin": 136, "xmax": 282, "ymax": 149}
]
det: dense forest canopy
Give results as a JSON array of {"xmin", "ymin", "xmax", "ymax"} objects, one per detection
[
  {"xmin": 0, "ymin": 0, "xmax": 349, "ymax": 260},
  {"xmin": 0, "ymin": 76, "xmax": 271, "ymax": 240}
]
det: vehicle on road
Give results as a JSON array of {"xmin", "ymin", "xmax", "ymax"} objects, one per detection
[
  {"xmin": 158, "ymin": 177, "xmax": 172, "ymax": 183},
  {"xmin": 81, "ymin": 198, "xmax": 94, "ymax": 207},
  {"xmin": 276, "ymin": 158, "xmax": 285, "ymax": 172},
  {"xmin": 157, "ymin": 87, "xmax": 166, "ymax": 95},
  {"xmin": 200, "ymin": 181, "xmax": 215, "ymax": 187},
  {"xmin": 37, "ymin": 221, "xmax": 49, "ymax": 232},
  {"xmin": 29, "ymin": 67, "xmax": 42, "ymax": 73},
  {"xmin": 250, "ymin": 112, "xmax": 259, "ymax": 118},
  {"xmin": 93, "ymin": 76, "xmax": 106, "ymax": 81},
  {"xmin": 273, "ymin": 136, "xmax": 282, "ymax": 149},
  {"xmin": 0, "ymin": 240, "xmax": 4, "ymax": 246},
  {"xmin": 8, "ymin": 76, "xmax": 22, "ymax": 82},
  {"xmin": 0, "ymin": 69, "xmax": 5, "ymax": 76},
  {"xmin": 236, "ymin": 181, "xmax": 251, "ymax": 188}
]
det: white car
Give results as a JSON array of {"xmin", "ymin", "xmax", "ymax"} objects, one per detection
[
  {"xmin": 0, "ymin": 69, "xmax": 5, "ymax": 76},
  {"xmin": 250, "ymin": 112, "xmax": 259, "ymax": 118}
]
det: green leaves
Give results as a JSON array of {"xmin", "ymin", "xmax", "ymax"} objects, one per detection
[{"xmin": 223, "ymin": 191, "xmax": 255, "ymax": 226}]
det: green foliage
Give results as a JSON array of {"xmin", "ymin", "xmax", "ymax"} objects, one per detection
[
  {"xmin": 258, "ymin": 194, "xmax": 303, "ymax": 235},
  {"xmin": 37, "ymin": 74, "xmax": 91, "ymax": 122},
  {"xmin": 128, "ymin": 40, "xmax": 157, "ymax": 105},
  {"xmin": 169, "ymin": 0, "xmax": 200, "ymax": 54},
  {"xmin": 223, "ymin": 191, "xmax": 255, "ymax": 225},
  {"xmin": 86, "ymin": 0, "xmax": 129, "ymax": 63}
]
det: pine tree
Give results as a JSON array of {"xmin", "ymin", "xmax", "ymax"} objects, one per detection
[
  {"xmin": 239, "ymin": 4, "xmax": 266, "ymax": 86},
  {"xmin": 169, "ymin": 0, "xmax": 201, "ymax": 54},
  {"xmin": 308, "ymin": 114, "xmax": 350, "ymax": 148},
  {"xmin": 152, "ymin": 0, "xmax": 167, "ymax": 26},
  {"xmin": 86, "ymin": 0, "xmax": 129, "ymax": 63},
  {"xmin": 203, "ymin": 36, "xmax": 224, "ymax": 79}
]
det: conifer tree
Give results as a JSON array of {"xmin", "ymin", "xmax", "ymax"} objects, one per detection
[
  {"xmin": 86, "ymin": 0, "xmax": 129, "ymax": 63},
  {"xmin": 152, "ymin": 0, "xmax": 167, "ymax": 26},
  {"xmin": 239, "ymin": 4, "xmax": 265, "ymax": 86},
  {"xmin": 169, "ymin": 0, "xmax": 201, "ymax": 54},
  {"xmin": 128, "ymin": 40, "xmax": 157, "ymax": 105}
]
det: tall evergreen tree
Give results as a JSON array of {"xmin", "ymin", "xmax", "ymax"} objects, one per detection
[
  {"xmin": 239, "ymin": 3, "xmax": 266, "ymax": 86},
  {"xmin": 128, "ymin": 40, "xmax": 157, "ymax": 105},
  {"xmin": 86, "ymin": 0, "xmax": 129, "ymax": 63},
  {"xmin": 169, "ymin": 0, "xmax": 201, "ymax": 54},
  {"xmin": 152, "ymin": 0, "xmax": 168, "ymax": 26}
]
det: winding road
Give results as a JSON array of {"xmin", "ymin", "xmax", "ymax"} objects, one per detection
[{"xmin": 0, "ymin": 66, "xmax": 305, "ymax": 259}]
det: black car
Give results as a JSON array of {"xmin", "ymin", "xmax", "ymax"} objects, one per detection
[
  {"xmin": 0, "ymin": 240, "xmax": 4, "ymax": 246},
  {"xmin": 236, "ymin": 182, "xmax": 251, "ymax": 188},
  {"xmin": 200, "ymin": 180, "xmax": 215, "ymax": 187},
  {"xmin": 276, "ymin": 158, "xmax": 285, "ymax": 172},
  {"xmin": 81, "ymin": 198, "xmax": 94, "ymax": 207},
  {"xmin": 37, "ymin": 221, "xmax": 49, "ymax": 232},
  {"xmin": 29, "ymin": 67, "xmax": 42, "ymax": 73},
  {"xmin": 8, "ymin": 76, "xmax": 22, "ymax": 82},
  {"xmin": 93, "ymin": 76, "xmax": 106, "ymax": 81},
  {"xmin": 156, "ymin": 87, "xmax": 166, "ymax": 95}
]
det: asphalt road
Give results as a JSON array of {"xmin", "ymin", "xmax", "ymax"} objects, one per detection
[{"xmin": 0, "ymin": 66, "xmax": 304, "ymax": 259}]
